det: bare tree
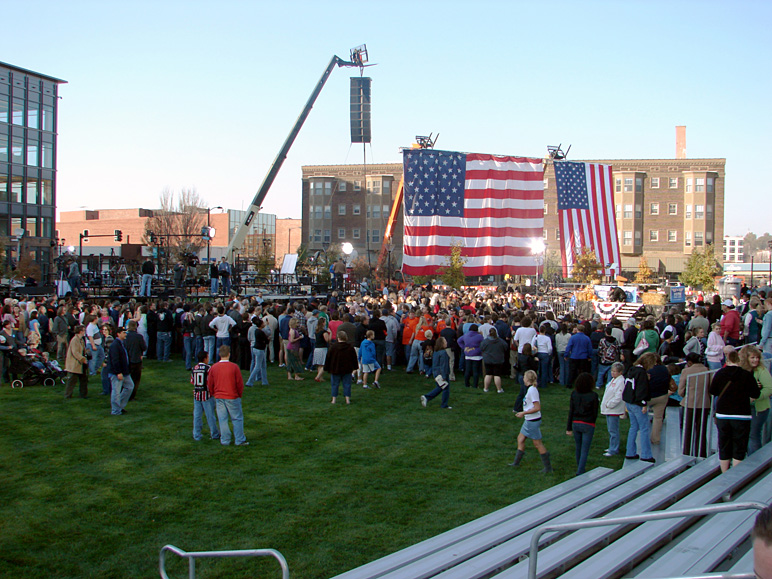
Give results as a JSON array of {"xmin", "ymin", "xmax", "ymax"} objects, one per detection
[{"xmin": 145, "ymin": 188, "xmax": 207, "ymax": 261}]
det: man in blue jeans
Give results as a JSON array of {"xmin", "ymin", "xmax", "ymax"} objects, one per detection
[
  {"xmin": 155, "ymin": 302, "xmax": 174, "ymax": 362},
  {"xmin": 140, "ymin": 258, "xmax": 154, "ymax": 297},
  {"xmin": 207, "ymin": 345, "xmax": 247, "ymax": 446},
  {"xmin": 108, "ymin": 327, "xmax": 135, "ymax": 415}
]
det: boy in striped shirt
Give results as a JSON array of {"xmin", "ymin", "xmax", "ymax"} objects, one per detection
[{"xmin": 191, "ymin": 351, "xmax": 220, "ymax": 441}]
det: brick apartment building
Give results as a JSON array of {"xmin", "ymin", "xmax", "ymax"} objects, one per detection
[{"xmin": 302, "ymin": 130, "xmax": 725, "ymax": 278}]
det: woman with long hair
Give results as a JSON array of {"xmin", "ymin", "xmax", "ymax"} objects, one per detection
[
  {"xmin": 739, "ymin": 345, "xmax": 772, "ymax": 455},
  {"xmin": 567, "ymin": 372, "xmax": 599, "ymax": 476},
  {"xmin": 285, "ymin": 318, "xmax": 305, "ymax": 381}
]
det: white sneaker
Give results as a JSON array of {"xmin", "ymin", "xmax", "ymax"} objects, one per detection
[
  {"xmin": 357, "ymin": 379, "xmax": 363, "ymax": 385},
  {"xmin": 420, "ymin": 395, "xmax": 427, "ymax": 407}
]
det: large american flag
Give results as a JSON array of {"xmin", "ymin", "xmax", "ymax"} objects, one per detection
[
  {"xmin": 555, "ymin": 161, "xmax": 620, "ymax": 278},
  {"xmin": 402, "ymin": 149, "xmax": 544, "ymax": 277}
]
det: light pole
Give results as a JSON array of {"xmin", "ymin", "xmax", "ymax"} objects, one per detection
[
  {"xmin": 287, "ymin": 226, "xmax": 301, "ymax": 255},
  {"xmin": 530, "ymin": 239, "xmax": 546, "ymax": 285},
  {"xmin": 206, "ymin": 206, "xmax": 223, "ymax": 265}
]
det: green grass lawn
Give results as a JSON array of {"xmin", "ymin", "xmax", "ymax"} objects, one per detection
[{"xmin": 0, "ymin": 358, "xmax": 626, "ymax": 578}]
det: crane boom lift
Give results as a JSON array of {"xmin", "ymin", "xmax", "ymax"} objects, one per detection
[{"xmin": 225, "ymin": 51, "xmax": 366, "ymax": 260}]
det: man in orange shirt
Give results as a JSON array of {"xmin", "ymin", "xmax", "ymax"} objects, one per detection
[
  {"xmin": 207, "ymin": 345, "xmax": 248, "ymax": 446},
  {"xmin": 402, "ymin": 310, "xmax": 419, "ymax": 370}
]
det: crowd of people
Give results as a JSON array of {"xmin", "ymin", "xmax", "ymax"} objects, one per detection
[{"xmin": 2, "ymin": 280, "xmax": 771, "ymax": 470}]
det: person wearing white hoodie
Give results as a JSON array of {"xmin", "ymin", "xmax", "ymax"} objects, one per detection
[{"xmin": 600, "ymin": 362, "xmax": 626, "ymax": 457}]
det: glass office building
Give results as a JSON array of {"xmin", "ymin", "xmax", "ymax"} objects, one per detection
[{"xmin": 0, "ymin": 62, "xmax": 66, "ymax": 281}]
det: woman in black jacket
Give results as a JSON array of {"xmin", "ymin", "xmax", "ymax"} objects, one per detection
[
  {"xmin": 710, "ymin": 349, "xmax": 761, "ymax": 472},
  {"xmin": 567, "ymin": 372, "xmax": 599, "ymax": 476}
]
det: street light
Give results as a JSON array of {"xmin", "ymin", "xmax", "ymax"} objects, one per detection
[
  {"xmin": 530, "ymin": 239, "xmax": 546, "ymax": 282},
  {"xmin": 287, "ymin": 226, "xmax": 301, "ymax": 255},
  {"xmin": 207, "ymin": 206, "xmax": 223, "ymax": 265}
]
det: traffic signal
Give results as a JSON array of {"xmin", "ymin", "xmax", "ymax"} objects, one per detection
[
  {"xmin": 148, "ymin": 232, "xmax": 156, "ymax": 244},
  {"xmin": 82, "ymin": 229, "xmax": 89, "ymax": 238},
  {"xmin": 201, "ymin": 226, "xmax": 209, "ymax": 240},
  {"xmin": 114, "ymin": 229, "xmax": 122, "ymax": 242}
]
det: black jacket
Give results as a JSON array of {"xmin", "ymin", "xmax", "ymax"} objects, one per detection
[
  {"xmin": 108, "ymin": 338, "xmax": 131, "ymax": 375},
  {"xmin": 324, "ymin": 341, "xmax": 358, "ymax": 375},
  {"xmin": 710, "ymin": 365, "xmax": 760, "ymax": 418},
  {"xmin": 567, "ymin": 390, "xmax": 599, "ymax": 429},
  {"xmin": 124, "ymin": 331, "xmax": 146, "ymax": 364},
  {"xmin": 623, "ymin": 365, "xmax": 650, "ymax": 406}
]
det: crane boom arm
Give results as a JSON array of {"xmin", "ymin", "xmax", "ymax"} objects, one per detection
[{"xmin": 225, "ymin": 54, "xmax": 353, "ymax": 260}]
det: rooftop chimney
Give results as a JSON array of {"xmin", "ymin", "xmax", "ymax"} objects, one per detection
[{"xmin": 676, "ymin": 125, "xmax": 686, "ymax": 159}]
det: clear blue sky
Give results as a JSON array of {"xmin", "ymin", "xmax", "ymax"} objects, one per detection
[{"xmin": 5, "ymin": 0, "xmax": 770, "ymax": 235}]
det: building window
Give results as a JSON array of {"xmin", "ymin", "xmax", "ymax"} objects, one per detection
[
  {"xmin": 338, "ymin": 204, "xmax": 346, "ymax": 215},
  {"xmin": 26, "ymin": 180, "xmax": 38, "ymax": 204},
  {"xmin": 706, "ymin": 231, "xmax": 713, "ymax": 243},
  {"xmin": 11, "ymin": 176, "xmax": 23, "ymax": 203},
  {"xmin": 695, "ymin": 231, "xmax": 704, "ymax": 246},
  {"xmin": 314, "ymin": 206, "xmax": 322, "ymax": 219},
  {"xmin": 707, "ymin": 204, "xmax": 713, "ymax": 218},
  {"xmin": 555, "ymin": 229, "xmax": 560, "ymax": 241},
  {"xmin": 0, "ymin": 175, "xmax": 7, "ymax": 202},
  {"xmin": 324, "ymin": 205, "xmax": 331, "ymax": 219},
  {"xmin": 12, "ymin": 136, "xmax": 23, "ymax": 163},
  {"xmin": 338, "ymin": 228, "xmax": 345, "ymax": 239},
  {"xmin": 370, "ymin": 229, "xmax": 380, "ymax": 243},
  {"xmin": 42, "ymin": 105, "xmax": 54, "ymax": 132},
  {"xmin": 615, "ymin": 178, "xmax": 622, "ymax": 192},
  {"xmin": 372, "ymin": 205, "xmax": 381, "ymax": 219},
  {"xmin": 668, "ymin": 230, "xmax": 677, "ymax": 242},
  {"xmin": 615, "ymin": 204, "xmax": 621, "ymax": 219},
  {"xmin": 695, "ymin": 178, "xmax": 704, "ymax": 192},
  {"xmin": 543, "ymin": 229, "xmax": 548, "ymax": 240},
  {"xmin": 382, "ymin": 204, "xmax": 389, "ymax": 216},
  {"xmin": 353, "ymin": 181, "xmax": 361, "ymax": 191},
  {"xmin": 634, "ymin": 230, "xmax": 642, "ymax": 245},
  {"xmin": 12, "ymin": 98, "xmax": 24, "ymax": 125},
  {"xmin": 651, "ymin": 177, "xmax": 659, "ymax": 188},
  {"xmin": 324, "ymin": 182, "xmax": 332, "ymax": 195},
  {"xmin": 624, "ymin": 204, "xmax": 633, "ymax": 219},
  {"xmin": 311, "ymin": 181, "xmax": 322, "ymax": 195},
  {"xmin": 314, "ymin": 229, "xmax": 322, "ymax": 242},
  {"xmin": 352, "ymin": 228, "xmax": 360, "ymax": 239},
  {"xmin": 623, "ymin": 231, "xmax": 632, "ymax": 246},
  {"xmin": 545, "ymin": 178, "xmax": 550, "ymax": 190},
  {"xmin": 669, "ymin": 177, "xmax": 678, "ymax": 189},
  {"xmin": 365, "ymin": 206, "xmax": 370, "ymax": 218},
  {"xmin": 26, "ymin": 142, "xmax": 38, "ymax": 166},
  {"xmin": 383, "ymin": 180, "xmax": 391, "ymax": 194},
  {"xmin": 543, "ymin": 203, "xmax": 548, "ymax": 215},
  {"xmin": 649, "ymin": 230, "xmax": 659, "ymax": 242},
  {"xmin": 624, "ymin": 178, "xmax": 633, "ymax": 192},
  {"xmin": 650, "ymin": 203, "xmax": 659, "ymax": 215},
  {"xmin": 707, "ymin": 177, "xmax": 715, "ymax": 193},
  {"xmin": 695, "ymin": 204, "xmax": 704, "ymax": 219},
  {"xmin": 27, "ymin": 104, "xmax": 39, "ymax": 129},
  {"xmin": 0, "ymin": 95, "xmax": 8, "ymax": 124},
  {"xmin": 635, "ymin": 177, "xmax": 643, "ymax": 193},
  {"xmin": 41, "ymin": 142, "xmax": 53, "ymax": 169},
  {"xmin": 339, "ymin": 180, "xmax": 347, "ymax": 192},
  {"xmin": 324, "ymin": 229, "xmax": 331, "ymax": 243},
  {"xmin": 686, "ymin": 178, "xmax": 693, "ymax": 193},
  {"xmin": 685, "ymin": 204, "xmax": 692, "ymax": 219},
  {"xmin": 42, "ymin": 179, "xmax": 52, "ymax": 205},
  {"xmin": 368, "ymin": 180, "xmax": 381, "ymax": 194},
  {"xmin": 685, "ymin": 232, "xmax": 692, "ymax": 247},
  {"xmin": 353, "ymin": 204, "xmax": 361, "ymax": 215},
  {"xmin": 669, "ymin": 203, "xmax": 678, "ymax": 215},
  {"xmin": 635, "ymin": 205, "xmax": 642, "ymax": 219}
]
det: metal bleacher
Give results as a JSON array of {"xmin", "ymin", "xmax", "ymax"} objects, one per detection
[{"xmin": 331, "ymin": 443, "xmax": 772, "ymax": 579}]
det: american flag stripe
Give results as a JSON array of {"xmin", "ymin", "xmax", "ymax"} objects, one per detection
[
  {"xmin": 403, "ymin": 150, "xmax": 544, "ymax": 276},
  {"xmin": 556, "ymin": 162, "xmax": 620, "ymax": 277}
]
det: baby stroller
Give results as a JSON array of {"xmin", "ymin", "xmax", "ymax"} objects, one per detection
[{"xmin": 7, "ymin": 350, "xmax": 66, "ymax": 388}]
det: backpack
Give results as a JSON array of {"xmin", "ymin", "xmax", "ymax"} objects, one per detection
[{"xmin": 598, "ymin": 337, "xmax": 619, "ymax": 365}]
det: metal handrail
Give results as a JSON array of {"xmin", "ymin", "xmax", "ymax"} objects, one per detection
[
  {"xmin": 159, "ymin": 544, "xmax": 290, "ymax": 579},
  {"xmin": 526, "ymin": 501, "xmax": 767, "ymax": 579}
]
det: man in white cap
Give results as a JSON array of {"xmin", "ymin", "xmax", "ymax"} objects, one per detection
[{"xmin": 720, "ymin": 299, "xmax": 741, "ymax": 347}]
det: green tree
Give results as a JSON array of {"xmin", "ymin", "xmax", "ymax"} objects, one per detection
[
  {"xmin": 679, "ymin": 244, "xmax": 723, "ymax": 291},
  {"xmin": 572, "ymin": 248, "xmax": 602, "ymax": 284},
  {"xmin": 439, "ymin": 240, "xmax": 467, "ymax": 289},
  {"xmin": 634, "ymin": 256, "xmax": 655, "ymax": 284}
]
